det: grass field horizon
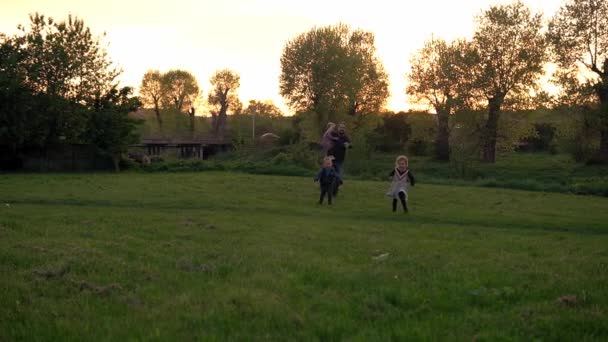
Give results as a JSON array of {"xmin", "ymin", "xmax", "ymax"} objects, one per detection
[{"xmin": 1, "ymin": 172, "xmax": 607, "ymax": 340}]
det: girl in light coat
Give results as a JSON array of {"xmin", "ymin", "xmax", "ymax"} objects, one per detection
[{"xmin": 386, "ymin": 155, "xmax": 415, "ymax": 212}]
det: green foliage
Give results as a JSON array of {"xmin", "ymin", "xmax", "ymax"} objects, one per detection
[
  {"xmin": 14, "ymin": 13, "xmax": 119, "ymax": 102},
  {"xmin": 242, "ymin": 100, "xmax": 283, "ymax": 117},
  {"xmin": 87, "ymin": 87, "xmax": 142, "ymax": 170},
  {"xmin": 470, "ymin": 1, "xmax": 547, "ymax": 162},
  {"xmin": 139, "ymin": 70, "xmax": 164, "ymax": 129},
  {"xmin": 161, "ymin": 69, "xmax": 200, "ymax": 112},
  {"xmin": 406, "ymin": 113, "xmax": 436, "ymax": 156},
  {"xmin": 142, "ymin": 143, "xmax": 608, "ymax": 197},
  {"xmin": 548, "ymin": 0, "xmax": 608, "ymax": 161},
  {"xmin": 1, "ymin": 173, "xmax": 608, "ymax": 340},
  {"xmin": 208, "ymin": 69, "xmax": 241, "ymax": 138},
  {"xmin": 554, "ymin": 107, "xmax": 601, "ymax": 162},
  {"xmin": 280, "ymin": 23, "xmax": 389, "ymax": 119},
  {"xmin": 407, "ymin": 38, "xmax": 474, "ymax": 160},
  {"xmin": 226, "ymin": 113, "xmax": 291, "ymax": 145},
  {"xmin": 135, "ymin": 108, "xmax": 212, "ymax": 140},
  {"xmin": 521, "ymin": 123, "xmax": 557, "ymax": 152},
  {"xmin": 293, "ymin": 111, "xmax": 323, "ymax": 144},
  {"xmin": 370, "ymin": 112, "xmax": 411, "ymax": 152},
  {"xmin": 548, "ymin": 0, "xmax": 608, "ymax": 85},
  {"xmin": 0, "ymin": 38, "xmax": 49, "ymax": 150},
  {"xmin": 0, "ymin": 13, "xmax": 129, "ymax": 156}
]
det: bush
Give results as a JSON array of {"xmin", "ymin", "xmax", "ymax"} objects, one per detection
[
  {"xmin": 408, "ymin": 139, "xmax": 429, "ymax": 156},
  {"xmin": 520, "ymin": 123, "xmax": 556, "ymax": 152},
  {"xmin": 271, "ymin": 152, "xmax": 290, "ymax": 165}
]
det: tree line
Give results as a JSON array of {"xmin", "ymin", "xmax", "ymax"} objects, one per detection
[
  {"xmin": 1, "ymin": 0, "xmax": 607, "ymax": 170},
  {"xmin": 278, "ymin": 0, "xmax": 608, "ymax": 164},
  {"xmin": 0, "ymin": 14, "xmax": 140, "ymax": 170}
]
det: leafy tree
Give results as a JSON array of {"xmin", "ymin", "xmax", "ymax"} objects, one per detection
[
  {"xmin": 161, "ymin": 69, "xmax": 199, "ymax": 113},
  {"xmin": 242, "ymin": 100, "xmax": 283, "ymax": 117},
  {"xmin": 14, "ymin": 13, "xmax": 118, "ymax": 103},
  {"xmin": 407, "ymin": 38, "xmax": 473, "ymax": 161},
  {"xmin": 548, "ymin": 0, "xmax": 608, "ymax": 161},
  {"xmin": 87, "ymin": 87, "xmax": 142, "ymax": 171},
  {"xmin": 0, "ymin": 33, "xmax": 33, "ymax": 152},
  {"xmin": 279, "ymin": 24, "xmax": 389, "ymax": 127},
  {"xmin": 2, "ymin": 13, "xmax": 120, "ymax": 149},
  {"xmin": 241, "ymin": 100, "xmax": 283, "ymax": 139},
  {"xmin": 470, "ymin": 1, "xmax": 547, "ymax": 162},
  {"xmin": 208, "ymin": 69, "xmax": 240, "ymax": 139},
  {"xmin": 139, "ymin": 70, "xmax": 165, "ymax": 130}
]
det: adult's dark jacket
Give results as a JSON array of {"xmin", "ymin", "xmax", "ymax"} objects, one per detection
[{"xmin": 328, "ymin": 134, "xmax": 351, "ymax": 163}]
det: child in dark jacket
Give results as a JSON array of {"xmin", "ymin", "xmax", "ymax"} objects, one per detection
[
  {"xmin": 314, "ymin": 156, "xmax": 341, "ymax": 205},
  {"xmin": 386, "ymin": 155, "xmax": 415, "ymax": 212}
]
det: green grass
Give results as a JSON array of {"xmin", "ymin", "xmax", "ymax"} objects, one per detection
[
  {"xmin": 1, "ymin": 172, "xmax": 607, "ymax": 340},
  {"xmin": 177, "ymin": 149, "xmax": 608, "ymax": 196}
]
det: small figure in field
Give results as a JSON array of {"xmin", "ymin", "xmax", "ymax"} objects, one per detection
[
  {"xmin": 314, "ymin": 156, "xmax": 341, "ymax": 205},
  {"xmin": 320, "ymin": 122, "xmax": 339, "ymax": 156},
  {"xmin": 386, "ymin": 155, "xmax": 415, "ymax": 213}
]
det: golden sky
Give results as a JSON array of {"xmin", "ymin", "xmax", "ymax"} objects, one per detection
[{"xmin": 1, "ymin": 0, "xmax": 563, "ymax": 114}]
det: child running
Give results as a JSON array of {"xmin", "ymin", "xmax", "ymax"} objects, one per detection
[
  {"xmin": 386, "ymin": 155, "xmax": 415, "ymax": 212},
  {"xmin": 314, "ymin": 156, "xmax": 341, "ymax": 205}
]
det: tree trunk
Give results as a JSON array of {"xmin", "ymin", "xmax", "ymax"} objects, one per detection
[
  {"xmin": 595, "ymin": 81, "xmax": 608, "ymax": 162},
  {"xmin": 481, "ymin": 96, "xmax": 504, "ymax": 163},
  {"xmin": 112, "ymin": 154, "xmax": 120, "ymax": 172},
  {"xmin": 154, "ymin": 103, "xmax": 163, "ymax": 131},
  {"xmin": 189, "ymin": 113, "xmax": 195, "ymax": 134},
  {"xmin": 435, "ymin": 109, "xmax": 450, "ymax": 161},
  {"xmin": 600, "ymin": 129, "xmax": 608, "ymax": 162},
  {"xmin": 214, "ymin": 101, "xmax": 228, "ymax": 141},
  {"xmin": 215, "ymin": 114, "xmax": 227, "ymax": 140}
]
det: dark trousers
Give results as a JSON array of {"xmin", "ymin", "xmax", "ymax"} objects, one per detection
[
  {"xmin": 333, "ymin": 160, "xmax": 342, "ymax": 176},
  {"xmin": 332, "ymin": 161, "xmax": 343, "ymax": 195},
  {"xmin": 319, "ymin": 183, "xmax": 333, "ymax": 204},
  {"xmin": 392, "ymin": 191, "xmax": 408, "ymax": 212}
]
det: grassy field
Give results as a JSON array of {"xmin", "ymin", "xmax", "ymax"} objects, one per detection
[
  {"xmin": 1, "ymin": 172, "xmax": 607, "ymax": 340},
  {"xmin": 149, "ymin": 150, "xmax": 608, "ymax": 197}
]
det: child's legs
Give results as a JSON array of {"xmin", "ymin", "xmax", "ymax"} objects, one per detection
[
  {"xmin": 392, "ymin": 198, "xmax": 398, "ymax": 211},
  {"xmin": 398, "ymin": 191, "xmax": 408, "ymax": 210},
  {"xmin": 319, "ymin": 186, "xmax": 327, "ymax": 203}
]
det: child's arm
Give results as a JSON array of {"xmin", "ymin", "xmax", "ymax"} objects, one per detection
[
  {"xmin": 314, "ymin": 169, "xmax": 322, "ymax": 182},
  {"xmin": 334, "ymin": 170, "xmax": 343, "ymax": 182},
  {"xmin": 323, "ymin": 130, "xmax": 339, "ymax": 141},
  {"xmin": 408, "ymin": 170, "xmax": 415, "ymax": 186},
  {"xmin": 388, "ymin": 169, "xmax": 395, "ymax": 181}
]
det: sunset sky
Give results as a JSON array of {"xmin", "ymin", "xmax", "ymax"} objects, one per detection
[{"xmin": 1, "ymin": 0, "xmax": 563, "ymax": 114}]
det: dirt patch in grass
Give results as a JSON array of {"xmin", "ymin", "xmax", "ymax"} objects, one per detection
[
  {"xmin": 556, "ymin": 294, "xmax": 581, "ymax": 307},
  {"xmin": 180, "ymin": 217, "xmax": 217, "ymax": 230},
  {"xmin": 176, "ymin": 256, "xmax": 215, "ymax": 273},
  {"xmin": 33, "ymin": 264, "xmax": 70, "ymax": 279},
  {"xmin": 75, "ymin": 280, "xmax": 123, "ymax": 296}
]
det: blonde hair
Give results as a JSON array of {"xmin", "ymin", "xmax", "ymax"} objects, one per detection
[
  {"xmin": 326, "ymin": 122, "xmax": 336, "ymax": 129},
  {"xmin": 395, "ymin": 155, "xmax": 408, "ymax": 167}
]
